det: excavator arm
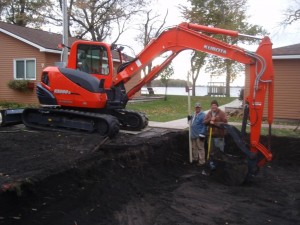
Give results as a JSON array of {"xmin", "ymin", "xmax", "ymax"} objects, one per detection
[
  {"xmin": 246, "ymin": 38, "xmax": 274, "ymax": 167},
  {"xmin": 114, "ymin": 22, "xmax": 255, "ymax": 93},
  {"xmin": 115, "ymin": 22, "xmax": 274, "ymax": 169}
]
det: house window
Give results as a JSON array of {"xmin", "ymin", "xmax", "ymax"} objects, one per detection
[{"xmin": 14, "ymin": 59, "xmax": 36, "ymax": 80}]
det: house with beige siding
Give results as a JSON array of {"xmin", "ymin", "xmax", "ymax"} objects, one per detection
[
  {"xmin": 245, "ymin": 43, "xmax": 300, "ymax": 121},
  {"xmin": 0, "ymin": 21, "xmax": 140, "ymax": 105}
]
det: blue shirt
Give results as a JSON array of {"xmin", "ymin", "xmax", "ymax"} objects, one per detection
[{"xmin": 191, "ymin": 111, "xmax": 206, "ymax": 139}]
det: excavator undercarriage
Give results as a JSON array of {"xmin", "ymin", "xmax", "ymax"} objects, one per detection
[
  {"xmin": 21, "ymin": 107, "xmax": 148, "ymax": 137},
  {"xmin": 22, "ymin": 108, "xmax": 120, "ymax": 137}
]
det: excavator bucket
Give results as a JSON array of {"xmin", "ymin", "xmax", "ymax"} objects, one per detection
[
  {"xmin": 208, "ymin": 124, "xmax": 260, "ymax": 185},
  {"xmin": 210, "ymin": 150, "xmax": 249, "ymax": 186}
]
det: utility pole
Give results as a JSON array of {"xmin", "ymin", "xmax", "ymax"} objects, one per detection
[{"xmin": 62, "ymin": 0, "xmax": 68, "ymax": 65}]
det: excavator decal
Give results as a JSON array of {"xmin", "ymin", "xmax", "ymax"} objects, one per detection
[{"xmin": 203, "ymin": 45, "xmax": 227, "ymax": 54}]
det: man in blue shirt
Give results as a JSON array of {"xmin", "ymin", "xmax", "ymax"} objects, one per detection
[{"xmin": 190, "ymin": 102, "xmax": 206, "ymax": 165}]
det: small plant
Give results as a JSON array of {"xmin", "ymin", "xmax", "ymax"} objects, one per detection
[
  {"xmin": 7, "ymin": 80, "xmax": 34, "ymax": 93},
  {"xmin": 0, "ymin": 101, "xmax": 25, "ymax": 109},
  {"xmin": 0, "ymin": 101, "xmax": 37, "ymax": 110}
]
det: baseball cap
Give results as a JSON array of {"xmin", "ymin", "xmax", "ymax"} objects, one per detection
[{"xmin": 195, "ymin": 102, "xmax": 201, "ymax": 107}]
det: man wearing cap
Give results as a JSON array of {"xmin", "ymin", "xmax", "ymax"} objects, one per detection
[
  {"xmin": 204, "ymin": 99, "xmax": 228, "ymax": 156},
  {"xmin": 189, "ymin": 102, "xmax": 207, "ymax": 165}
]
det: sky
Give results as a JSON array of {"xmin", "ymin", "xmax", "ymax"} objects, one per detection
[
  {"xmin": 117, "ymin": 0, "xmax": 300, "ymax": 86},
  {"xmin": 246, "ymin": 0, "xmax": 300, "ymax": 48}
]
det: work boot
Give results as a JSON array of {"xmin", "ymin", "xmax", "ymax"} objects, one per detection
[{"xmin": 201, "ymin": 169, "xmax": 210, "ymax": 176}]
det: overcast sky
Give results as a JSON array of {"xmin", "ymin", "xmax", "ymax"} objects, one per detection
[
  {"xmin": 247, "ymin": 0, "xmax": 300, "ymax": 48},
  {"xmin": 152, "ymin": 0, "xmax": 300, "ymax": 48}
]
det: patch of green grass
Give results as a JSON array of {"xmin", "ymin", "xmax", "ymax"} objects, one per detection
[
  {"xmin": 127, "ymin": 95, "xmax": 235, "ymax": 122},
  {"xmin": 268, "ymin": 128, "xmax": 300, "ymax": 138},
  {"xmin": 234, "ymin": 125, "xmax": 300, "ymax": 138},
  {"xmin": 0, "ymin": 101, "xmax": 27, "ymax": 110}
]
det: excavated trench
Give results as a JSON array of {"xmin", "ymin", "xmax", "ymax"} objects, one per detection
[{"xmin": 0, "ymin": 125, "xmax": 299, "ymax": 225}]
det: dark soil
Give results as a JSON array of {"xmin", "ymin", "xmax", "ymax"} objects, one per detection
[{"xmin": 0, "ymin": 125, "xmax": 299, "ymax": 225}]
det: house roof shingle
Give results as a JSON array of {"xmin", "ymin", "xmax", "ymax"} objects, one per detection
[
  {"xmin": 272, "ymin": 43, "xmax": 300, "ymax": 56},
  {"xmin": 0, "ymin": 21, "xmax": 129, "ymax": 61},
  {"xmin": 0, "ymin": 21, "xmax": 80, "ymax": 52}
]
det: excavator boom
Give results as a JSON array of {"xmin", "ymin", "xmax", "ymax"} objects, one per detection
[{"xmin": 114, "ymin": 23, "xmax": 255, "ymax": 95}]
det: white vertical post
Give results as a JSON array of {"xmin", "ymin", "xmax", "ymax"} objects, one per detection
[
  {"xmin": 62, "ymin": 0, "xmax": 68, "ymax": 65},
  {"xmin": 187, "ymin": 72, "xmax": 192, "ymax": 163}
]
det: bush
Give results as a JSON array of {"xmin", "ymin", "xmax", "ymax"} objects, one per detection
[
  {"xmin": 7, "ymin": 80, "xmax": 34, "ymax": 93},
  {"xmin": 0, "ymin": 101, "xmax": 26, "ymax": 109}
]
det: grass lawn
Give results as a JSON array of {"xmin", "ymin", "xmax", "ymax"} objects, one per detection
[
  {"xmin": 233, "ymin": 125, "xmax": 300, "ymax": 138},
  {"xmin": 126, "ymin": 95, "xmax": 300, "ymax": 138},
  {"xmin": 126, "ymin": 95, "xmax": 235, "ymax": 122}
]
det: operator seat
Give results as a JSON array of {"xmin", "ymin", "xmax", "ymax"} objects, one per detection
[{"xmin": 77, "ymin": 52, "xmax": 90, "ymax": 73}]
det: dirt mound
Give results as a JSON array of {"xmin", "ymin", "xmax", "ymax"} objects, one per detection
[{"xmin": 0, "ymin": 125, "xmax": 299, "ymax": 225}]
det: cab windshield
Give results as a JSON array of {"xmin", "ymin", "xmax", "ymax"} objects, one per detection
[{"xmin": 76, "ymin": 44, "xmax": 109, "ymax": 75}]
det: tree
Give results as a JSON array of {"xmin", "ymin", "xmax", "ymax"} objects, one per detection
[
  {"xmin": 181, "ymin": 0, "xmax": 266, "ymax": 97},
  {"xmin": 0, "ymin": 0, "xmax": 49, "ymax": 27},
  {"xmin": 135, "ymin": 8, "xmax": 168, "ymax": 92},
  {"xmin": 190, "ymin": 51, "xmax": 206, "ymax": 96},
  {"xmin": 281, "ymin": 0, "xmax": 300, "ymax": 26},
  {"xmin": 69, "ymin": 0, "xmax": 149, "ymax": 42},
  {"xmin": 159, "ymin": 65, "xmax": 174, "ymax": 100},
  {"xmin": 1, "ymin": 0, "xmax": 150, "ymax": 42},
  {"xmin": 43, "ymin": 0, "xmax": 149, "ymax": 41}
]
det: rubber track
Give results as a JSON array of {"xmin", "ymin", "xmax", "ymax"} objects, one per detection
[
  {"xmin": 113, "ymin": 109, "xmax": 149, "ymax": 131},
  {"xmin": 22, "ymin": 108, "xmax": 120, "ymax": 137}
]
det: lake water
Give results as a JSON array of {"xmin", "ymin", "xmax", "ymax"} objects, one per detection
[{"xmin": 142, "ymin": 86, "xmax": 243, "ymax": 97}]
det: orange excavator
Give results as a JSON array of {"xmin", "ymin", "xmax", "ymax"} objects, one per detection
[{"xmin": 1, "ymin": 23, "xmax": 274, "ymax": 178}]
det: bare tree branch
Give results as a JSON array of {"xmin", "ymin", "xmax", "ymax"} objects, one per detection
[
  {"xmin": 134, "ymin": 9, "xmax": 168, "ymax": 88},
  {"xmin": 282, "ymin": 8, "xmax": 300, "ymax": 26}
]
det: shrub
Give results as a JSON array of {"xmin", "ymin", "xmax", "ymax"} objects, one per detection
[{"xmin": 7, "ymin": 80, "xmax": 34, "ymax": 93}]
